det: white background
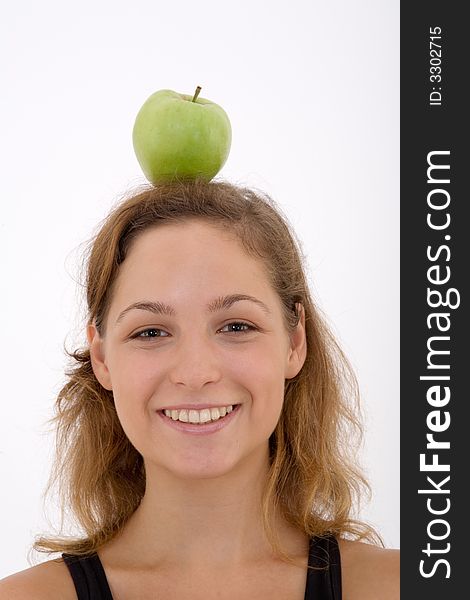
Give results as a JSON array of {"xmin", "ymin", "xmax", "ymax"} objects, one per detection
[{"xmin": 0, "ymin": 0, "xmax": 399, "ymax": 577}]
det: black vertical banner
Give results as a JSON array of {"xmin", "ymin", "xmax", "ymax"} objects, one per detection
[{"xmin": 401, "ymin": 3, "xmax": 467, "ymax": 598}]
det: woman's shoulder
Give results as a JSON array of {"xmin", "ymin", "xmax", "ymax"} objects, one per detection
[
  {"xmin": 0, "ymin": 557, "xmax": 76, "ymax": 600},
  {"xmin": 338, "ymin": 538, "xmax": 400, "ymax": 600}
]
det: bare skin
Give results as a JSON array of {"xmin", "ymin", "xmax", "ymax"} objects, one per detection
[
  {"xmin": 0, "ymin": 539, "xmax": 399, "ymax": 600},
  {"xmin": 0, "ymin": 222, "xmax": 399, "ymax": 598}
]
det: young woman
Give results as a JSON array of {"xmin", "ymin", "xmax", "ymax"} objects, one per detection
[{"xmin": 0, "ymin": 178, "xmax": 399, "ymax": 599}]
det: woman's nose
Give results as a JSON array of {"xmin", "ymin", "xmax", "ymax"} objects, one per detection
[{"xmin": 168, "ymin": 332, "xmax": 222, "ymax": 389}]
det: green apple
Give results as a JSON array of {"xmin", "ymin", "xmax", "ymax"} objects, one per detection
[{"xmin": 132, "ymin": 86, "xmax": 232, "ymax": 184}]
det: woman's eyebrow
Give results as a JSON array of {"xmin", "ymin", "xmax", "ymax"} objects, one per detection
[{"xmin": 115, "ymin": 294, "xmax": 271, "ymax": 324}]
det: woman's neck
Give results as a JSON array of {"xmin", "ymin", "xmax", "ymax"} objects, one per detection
[{"xmin": 100, "ymin": 445, "xmax": 305, "ymax": 570}]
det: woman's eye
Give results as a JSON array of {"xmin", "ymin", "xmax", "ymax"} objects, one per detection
[
  {"xmin": 132, "ymin": 328, "xmax": 169, "ymax": 339},
  {"xmin": 220, "ymin": 321, "xmax": 256, "ymax": 334},
  {"xmin": 130, "ymin": 322, "xmax": 256, "ymax": 341}
]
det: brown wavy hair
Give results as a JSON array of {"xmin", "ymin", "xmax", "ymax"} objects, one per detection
[{"xmin": 33, "ymin": 177, "xmax": 379, "ymax": 566}]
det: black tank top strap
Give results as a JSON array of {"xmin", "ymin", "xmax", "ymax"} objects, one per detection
[
  {"xmin": 62, "ymin": 537, "xmax": 341, "ymax": 600},
  {"xmin": 62, "ymin": 553, "xmax": 114, "ymax": 600},
  {"xmin": 304, "ymin": 534, "xmax": 342, "ymax": 600}
]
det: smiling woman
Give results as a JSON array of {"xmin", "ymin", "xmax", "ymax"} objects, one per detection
[{"xmin": 0, "ymin": 178, "xmax": 399, "ymax": 599}]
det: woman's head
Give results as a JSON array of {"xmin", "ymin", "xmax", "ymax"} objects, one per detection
[
  {"xmin": 86, "ymin": 178, "xmax": 307, "ymax": 339},
  {"xmin": 87, "ymin": 217, "xmax": 307, "ymax": 482},
  {"xmin": 34, "ymin": 178, "xmax": 376, "ymax": 560}
]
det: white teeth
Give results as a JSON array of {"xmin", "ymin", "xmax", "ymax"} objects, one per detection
[
  {"xmin": 163, "ymin": 405, "xmax": 236, "ymax": 424},
  {"xmin": 188, "ymin": 409, "xmax": 200, "ymax": 423},
  {"xmin": 178, "ymin": 409, "xmax": 189, "ymax": 422},
  {"xmin": 199, "ymin": 409, "xmax": 211, "ymax": 423}
]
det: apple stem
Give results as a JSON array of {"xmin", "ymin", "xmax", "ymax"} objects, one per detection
[{"xmin": 192, "ymin": 86, "xmax": 202, "ymax": 102}]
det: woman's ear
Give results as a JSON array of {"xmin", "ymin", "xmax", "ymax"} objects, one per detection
[
  {"xmin": 285, "ymin": 302, "xmax": 307, "ymax": 380},
  {"xmin": 87, "ymin": 321, "xmax": 113, "ymax": 391}
]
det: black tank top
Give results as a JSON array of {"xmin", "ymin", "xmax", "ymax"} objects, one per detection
[{"xmin": 62, "ymin": 534, "xmax": 342, "ymax": 599}]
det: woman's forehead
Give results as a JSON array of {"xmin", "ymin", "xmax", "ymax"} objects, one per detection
[
  {"xmin": 109, "ymin": 222, "xmax": 277, "ymax": 312},
  {"xmin": 129, "ymin": 219, "xmax": 242, "ymax": 249},
  {"xmin": 120, "ymin": 221, "xmax": 263, "ymax": 276}
]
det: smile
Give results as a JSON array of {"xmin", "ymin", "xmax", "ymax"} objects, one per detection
[
  {"xmin": 157, "ymin": 404, "xmax": 241, "ymax": 435},
  {"xmin": 163, "ymin": 405, "xmax": 235, "ymax": 424}
]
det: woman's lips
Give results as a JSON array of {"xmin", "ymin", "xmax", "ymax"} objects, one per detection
[{"xmin": 156, "ymin": 403, "xmax": 241, "ymax": 435}]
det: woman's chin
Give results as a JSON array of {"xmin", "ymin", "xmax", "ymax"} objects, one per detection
[{"xmin": 148, "ymin": 452, "xmax": 241, "ymax": 481}]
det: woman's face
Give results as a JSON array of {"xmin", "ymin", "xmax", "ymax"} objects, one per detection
[{"xmin": 88, "ymin": 220, "xmax": 306, "ymax": 480}]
